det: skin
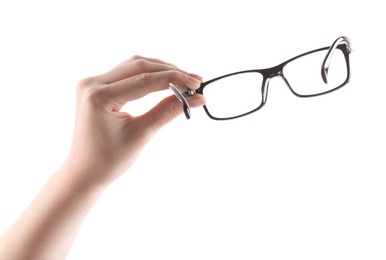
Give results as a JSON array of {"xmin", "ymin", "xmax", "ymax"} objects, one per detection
[{"xmin": 0, "ymin": 55, "xmax": 206, "ymax": 260}]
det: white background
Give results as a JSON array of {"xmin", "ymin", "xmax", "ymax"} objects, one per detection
[{"xmin": 0, "ymin": 1, "xmax": 385, "ymax": 259}]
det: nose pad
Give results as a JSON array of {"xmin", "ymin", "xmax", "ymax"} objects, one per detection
[
  {"xmin": 262, "ymin": 78, "xmax": 270, "ymax": 104},
  {"xmin": 262, "ymin": 73, "xmax": 295, "ymax": 105}
]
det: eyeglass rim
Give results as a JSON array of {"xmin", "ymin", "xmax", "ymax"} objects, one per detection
[{"xmin": 195, "ymin": 37, "xmax": 352, "ymax": 120}]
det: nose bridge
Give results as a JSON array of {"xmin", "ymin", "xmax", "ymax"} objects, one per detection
[
  {"xmin": 264, "ymin": 63, "xmax": 284, "ymax": 78},
  {"xmin": 263, "ymin": 63, "xmax": 291, "ymax": 88},
  {"xmin": 262, "ymin": 64, "xmax": 292, "ymax": 104}
]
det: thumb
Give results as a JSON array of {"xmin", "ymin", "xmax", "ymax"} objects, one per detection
[{"xmin": 142, "ymin": 94, "xmax": 206, "ymax": 130}]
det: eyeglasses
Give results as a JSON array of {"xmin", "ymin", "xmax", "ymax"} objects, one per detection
[{"xmin": 169, "ymin": 36, "xmax": 352, "ymax": 120}]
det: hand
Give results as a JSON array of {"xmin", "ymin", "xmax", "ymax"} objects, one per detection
[
  {"xmin": 0, "ymin": 55, "xmax": 206, "ymax": 260},
  {"xmin": 65, "ymin": 55, "xmax": 206, "ymax": 187}
]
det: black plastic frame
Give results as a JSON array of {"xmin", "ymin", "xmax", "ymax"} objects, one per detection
[{"xmin": 194, "ymin": 36, "xmax": 352, "ymax": 120}]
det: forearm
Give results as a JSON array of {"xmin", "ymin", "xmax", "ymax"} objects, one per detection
[{"xmin": 0, "ymin": 163, "xmax": 108, "ymax": 260}]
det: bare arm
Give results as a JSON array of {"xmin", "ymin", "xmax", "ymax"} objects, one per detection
[{"xmin": 0, "ymin": 55, "xmax": 205, "ymax": 260}]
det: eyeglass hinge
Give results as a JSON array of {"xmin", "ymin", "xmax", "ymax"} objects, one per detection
[{"xmin": 185, "ymin": 89, "xmax": 196, "ymax": 96}]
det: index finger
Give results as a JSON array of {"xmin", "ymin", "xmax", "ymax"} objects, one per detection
[
  {"xmin": 98, "ymin": 55, "xmax": 185, "ymax": 84},
  {"xmin": 114, "ymin": 55, "xmax": 178, "ymax": 69},
  {"xmin": 107, "ymin": 70, "xmax": 202, "ymax": 104}
]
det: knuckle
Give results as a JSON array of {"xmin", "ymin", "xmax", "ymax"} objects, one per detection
[
  {"xmin": 170, "ymin": 70, "xmax": 184, "ymax": 81},
  {"xmin": 132, "ymin": 58, "xmax": 148, "ymax": 70},
  {"xmin": 84, "ymin": 87, "xmax": 108, "ymax": 108},
  {"xmin": 134, "ymin": 72, "xmax": 152, "ymax": 87},
  {"xmin": 76, "ymin": 77, "xmax": 108, "ymax": 107},
  {"xmin": 77, "ymin": 76, "xmax": 96, "ymax": 90},
  {"xmin": 129, "ymin": 54, "xmax": 144, "ymax": 62},
  {"xmin": 76, "ymin": 77, "xmax": 97, "ymax": 97}
]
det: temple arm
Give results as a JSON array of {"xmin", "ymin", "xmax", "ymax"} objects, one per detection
[
  {"xmin": 322, "ymin": 36, "xmax": 352, "ymax": 83},
  {"xmin": 169, "ymin": 83, "xmax": 191, "ymax": 119}
]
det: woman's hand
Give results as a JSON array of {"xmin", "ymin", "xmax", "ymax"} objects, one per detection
[
  {"xmin": 0, "ymin": 56, "xmax": 205, "ymax": 260},
  {"xmin": 66, "ymin": 55, "xmax": 206, "ymax": 187}
]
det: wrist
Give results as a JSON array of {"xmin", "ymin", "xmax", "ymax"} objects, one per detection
[{"xmin": 56, "ymin": 159, "xmax": 111, "ymax": 201}]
